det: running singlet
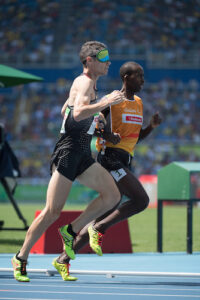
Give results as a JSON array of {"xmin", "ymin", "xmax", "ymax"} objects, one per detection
[
  {"xmin": 96, "ymin": 95, "xmax": 143, "ymax": 155},
  {"xmin": 55, "ymin": 98, "xmax": 97, "ymax": 154}
]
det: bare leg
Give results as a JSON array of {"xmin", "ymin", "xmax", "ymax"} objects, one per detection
[
  {"xmin": 94, "ymin": 168, "xmax": 149, "ymax": 233},
  {"xmin": 57, "ymin": 168, "xmax": 149, "ymax": 263},
  {"xmin": 18, "ymin": 162, "xmax": 120, "ymax": 261},
  {"xmin": 18, "ymin": 170, "xmax": 72, "ymax": 260},
  {"xmin": 70, "ymin": 163, "xmax": 120, "ymax": 233}
]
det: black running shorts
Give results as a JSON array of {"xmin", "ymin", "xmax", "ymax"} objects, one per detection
[
  {"xmin": 97, "ymin": 147, "xmax": 132, "ymax": 171},
  {"xmin": 52, "ymin": 148, "xmax": 95, "ymax": 181}
]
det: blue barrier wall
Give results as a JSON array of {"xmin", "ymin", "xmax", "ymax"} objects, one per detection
[{"xmin": 22, "ymin": 60, "xmax": 200, "ymax": 83}]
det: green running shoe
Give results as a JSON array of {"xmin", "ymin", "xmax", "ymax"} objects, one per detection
[
  {"xmin": 52, "ymin": 258, "xmax": 77, "ymax": 281},
  {"xmin": 11, "ymin": 254, "xmax": 30, "ymax": 282},
  {"xmin": 88, "ymin": 225, "xmax": 103, "ymax": 256},
  {"xmin": 59, "ymin": 225, "xmax": 75, "ymax": 260}
]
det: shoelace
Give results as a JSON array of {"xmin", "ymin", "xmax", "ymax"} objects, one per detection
[
  {"xmin": 63, "ymin": 236, "xmax": 73, "ymax": 248},
  {"xmin": 60, "ymin": 263, "xmax": 70, "ymax": 276},
  {"xmin": 97, "ymin": 232, "xmax": 103, "ymax": 246},
  {"xmin": 21, "ymin": 261, "xmax": 27, "ymax": 275}
]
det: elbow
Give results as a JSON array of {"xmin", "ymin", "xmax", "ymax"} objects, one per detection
[
  {"xmin": 73, "ymin": 110, "xmax": 82, "ymax": 122},
  {"xmin": 61, "ymin": 108, "xmax": 65, "ymax": 117}
]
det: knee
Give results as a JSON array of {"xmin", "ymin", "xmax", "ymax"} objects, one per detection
[
  {"xmin": 138, "ymin": 193, "xmax": 150, "ymax": 212},
  {"xmin": 43, "ymin": 207, "xmax": 61, "ymax": 223},
  {"xmin": 129, "ymin": 192, "xmax": 149, "ymax": 214},
  {"xmin": 143, "ymin": 194, "xmax": 150, "ymax": 210}
]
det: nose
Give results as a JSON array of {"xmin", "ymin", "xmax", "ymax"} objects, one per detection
[{"xmin": 107, "ymin": 61, "xmax": 111, "ymax": 66}]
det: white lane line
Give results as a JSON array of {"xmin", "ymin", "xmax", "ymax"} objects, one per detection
[
  {"xmin": 1, "ymin": 276, "xmax": 200, "ymax": 281},
  {"xmin": 1, "ymin": 283, "xmax": 200, "ymax": 292},
  {"xmin": 0, "ymin": 299, "xmax": 72, "ymax": 300},
  {"xmin": 0, "ymin": 290, "xmax": 200, "ymax": 298}
]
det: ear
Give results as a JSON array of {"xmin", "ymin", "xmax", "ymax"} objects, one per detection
[
  {"xmin": 86, "ymin": 56, "xmax": 93, "ymax": 64},
  {"xmin": 123, "ymin": 74, "xmax": 128, "ymax": 82},
  {"xmin": 123, "ymin": 74, "xmax": 128, "ymax": 81}
]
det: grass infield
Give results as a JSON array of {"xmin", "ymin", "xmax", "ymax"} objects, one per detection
[{"xmin": 0, "ymin": 203, "xmax": 199, "ymax": 253}]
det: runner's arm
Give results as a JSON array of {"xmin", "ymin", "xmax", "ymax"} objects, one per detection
[
  {"xmin": 138, "ymin": 112, "xmax": 162, "ymax": 142},
  {"xmin": 73, "ymin": 78, "xmax": 124, "ymax": 121},
  {"xmin": 61, "ymin": 98, "xmax": 69, "ymax": 117}
]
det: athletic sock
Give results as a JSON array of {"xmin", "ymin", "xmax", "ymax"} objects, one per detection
[
  {"xmin": 67, "ymin": 224, "xmax": 77, "ymax": 239},
  {"xmin": 16, "ymin": 252, "xmax": 26, "ymax": 262}
]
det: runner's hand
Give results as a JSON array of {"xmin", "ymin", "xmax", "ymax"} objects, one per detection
[
  {"xmin": 98, "ymin": 113, "xmax": 106, "ymax": 129},
  {"xmin": 103, "ymin": 132, "xmax": 121, "ymax": 144},
  {"xmin": 150, "ymin": 112, "xmax": 162, "ymax": 128},
  {"xmin": 106, "ymin": 90, "xmax": 125, "ymax": 105}
]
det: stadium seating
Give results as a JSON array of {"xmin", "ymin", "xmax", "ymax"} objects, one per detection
[{"xmin": 0, "ymin": 0, "xmax": 199, "ymax": 181}]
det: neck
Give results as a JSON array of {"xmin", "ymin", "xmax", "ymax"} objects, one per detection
[
  {"xmin": 121, "ymin": 86, "xmax": 135, "ymax": 100},
  {"xmin": 83, "ymin": 68, "xmax": 98, "ymax": 83}
]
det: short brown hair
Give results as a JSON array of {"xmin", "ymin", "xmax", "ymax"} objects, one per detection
[{"xmin": 79, "ymin": 41, "xmax": 107, "ymax": 65}]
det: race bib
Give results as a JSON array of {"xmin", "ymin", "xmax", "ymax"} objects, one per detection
[{"xmin": 110, "ymin": 168, "xmax": 127, "ymax": 182}]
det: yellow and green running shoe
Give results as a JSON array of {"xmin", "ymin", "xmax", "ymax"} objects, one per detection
[
  {"xmin": 11, "ymin": 254, "xmax": 30, "ymax": 282},
  {"xmin": 88, "ymin": 225, "xmax": 103, "ymax": 256},
  {"xmin": 52, "ymin": 258, "xmax": 77, "ymax": 281},
  {"xmin": 59, "ymin": 225, "xmax": 75, "ymax": 260}
]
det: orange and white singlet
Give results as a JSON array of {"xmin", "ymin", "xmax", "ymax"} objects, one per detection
[{"xmin": 96, "ymin": 95, "xmax": 143, "ymax": 155}]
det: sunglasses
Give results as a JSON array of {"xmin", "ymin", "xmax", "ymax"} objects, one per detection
[
  {"xmin": 95, "ymin": 49, "xmax": 110, "ymax": 62},
  {"xmin": 84, "ymin": 49, "xmax": 110, "ymax": 64}
]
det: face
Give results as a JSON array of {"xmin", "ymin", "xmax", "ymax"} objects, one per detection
[
  {"xmin": 93, "ymin": 59, "xmax": 111, "ymax": 76},
  {"xmin": 126, "ymin": 66, "xmax": 144, "ymax": 92},
  {"xmin": 85, "ymin": 48, "xmax": 111, "ymax": 76}
]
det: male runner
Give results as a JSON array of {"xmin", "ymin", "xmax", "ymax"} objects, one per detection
[
  {"xmin": 53, "ymin": 61, "xmax": 161, "ymax": 281},
  {"xmin": 11, "ymin": 41, "xmax": 124, "ymax": 282}
]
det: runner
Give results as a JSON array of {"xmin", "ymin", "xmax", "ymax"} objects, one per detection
[
  {"xmin": 12, "ymin": 41, "xmax": 124, "ymax": 282},
  {"xmin": 53, "ymin": 61, "xmax": 161, "ymax": 280}
]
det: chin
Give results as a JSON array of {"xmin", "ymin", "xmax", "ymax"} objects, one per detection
[{"xmin": 101, "ymin": 70, "xmax": 108, "ymax": 76}]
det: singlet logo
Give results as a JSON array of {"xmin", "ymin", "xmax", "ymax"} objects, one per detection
[
  {"xmin": 60, "ymin": 107, "xmax": 70, "ymax": 133},
  {"xmin": 124, "ymin": 108, "xmax": 136, "ymax": 113},
  {"xmin": 122, "ymin": 113, "xmax": 143, "ymax": 125}
]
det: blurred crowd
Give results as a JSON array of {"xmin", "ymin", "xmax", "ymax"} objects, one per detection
[
  {"xmin": 0, "ymin": 77, "xmax": 199, "ymax": 180},
  {"xmin": 62, "ymin": 0, "xmax": 200, "ymax": 63},
  {"xmin": 1, "ymin": 0, "xmax": 200, "ymax": 181},
  {"xmin": 1, "ymin": 0, "xmax": 199, "ymax": 65},
  {"xmin": 0, "ymin": 0, "xmax": 60, "ymax": 64}
]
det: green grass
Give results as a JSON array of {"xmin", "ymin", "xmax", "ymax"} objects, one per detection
[
  {"xmin": 129, "ymin": 205, "xmax": 200, "ymax": 252},
  {"xmin": 0, "ymin": 203, "xmax": 200, "ymax": 253}
]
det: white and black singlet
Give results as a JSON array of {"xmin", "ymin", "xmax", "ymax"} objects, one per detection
[{"xmin": 50, "ymin": 98, "xmax": 97, "ymax": 181}]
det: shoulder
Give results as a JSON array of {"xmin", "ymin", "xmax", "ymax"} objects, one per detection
[
  {"xmin": 134, "ymin": 95, "xmax": 143, "ymax": 103},
  {"xmin": 74, "ymin": 74, "xmax": 94, "ymax": 88}
]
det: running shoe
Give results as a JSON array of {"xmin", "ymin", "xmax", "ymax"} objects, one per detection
[
  {"xmin": 59, "ymin": 225, "xmax": 75, "ymax": 260},
  {"xmin": 52, "ymin": 258, "xmax": 77, "ymax": 281},
  {"xmin": 88, "ymin": 225, "xmax": 103, "ymax": 256},
  {"xmin": 11, "ymin": 254, "xmax": 30, "ymax": 282}
]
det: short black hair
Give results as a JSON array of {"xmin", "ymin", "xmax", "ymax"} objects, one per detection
[{"xmin": 119, "ymin": 61, "xmax": 142, "ymax": 81}]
